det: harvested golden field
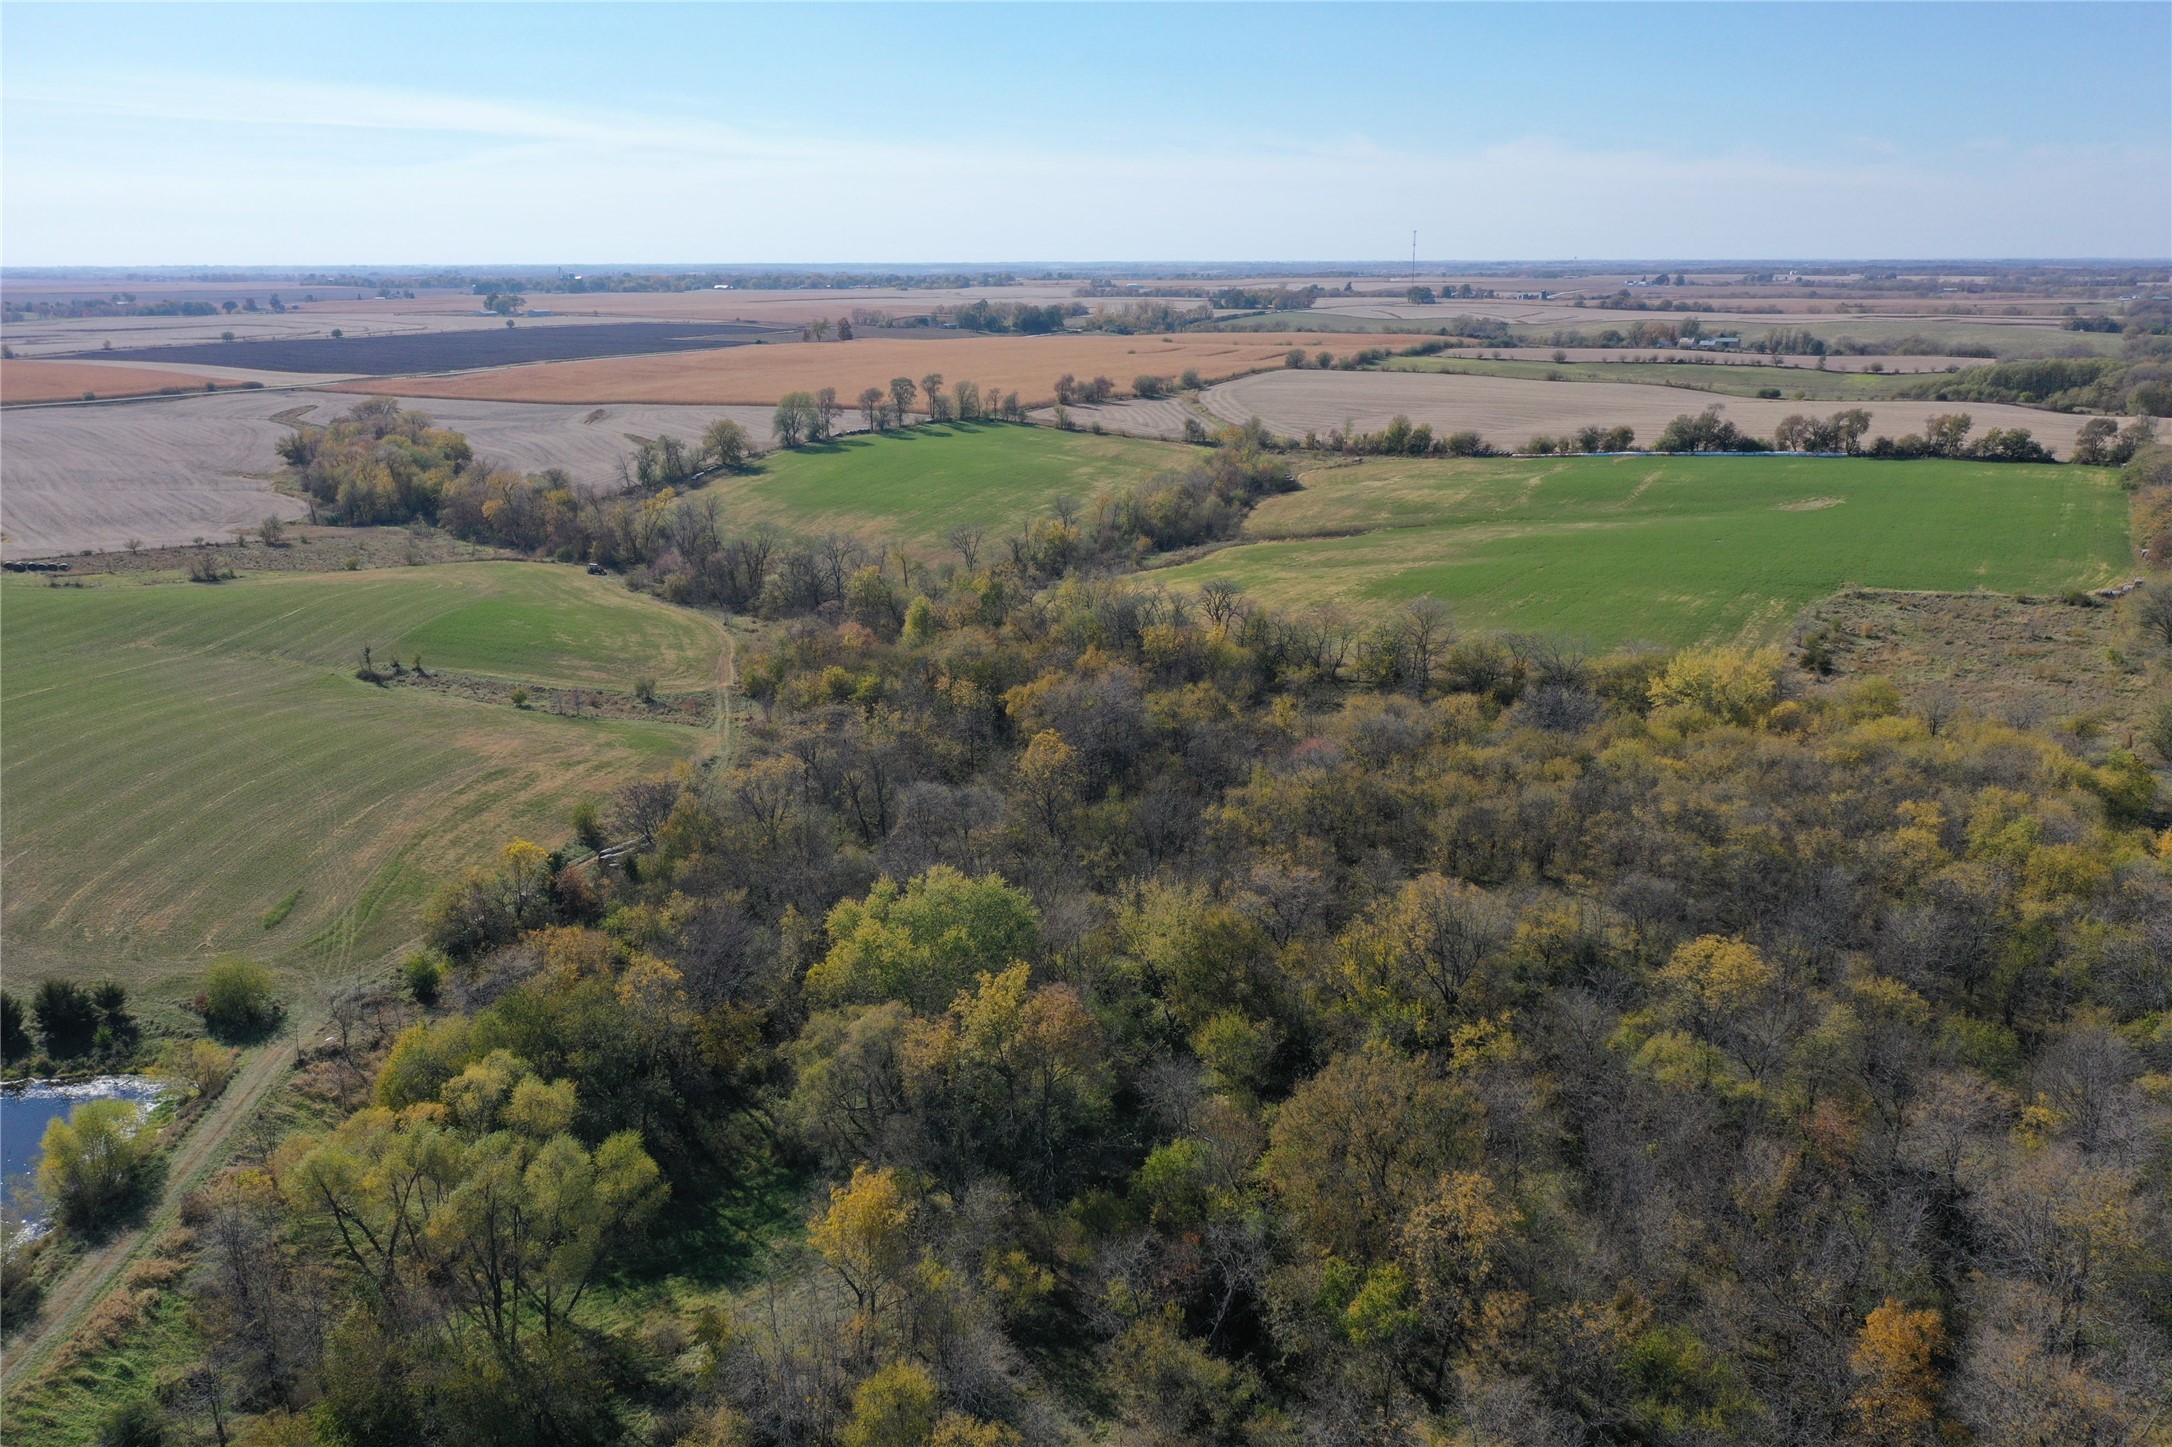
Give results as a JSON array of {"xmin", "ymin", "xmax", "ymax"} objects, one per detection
[
  {"xmin": 0, "ymin": 358, "xmax": 237, "ymax": 403},
  {"xmin": 1197, "ymin": 368, "xmax": 2101, "ymax": 455},
  {"xmin": 332, "ymin": 333, "xmax": 1401, "ymax": 407}
]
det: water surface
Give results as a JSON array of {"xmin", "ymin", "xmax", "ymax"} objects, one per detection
[{"xmin": 1, "ymin": 1076, "xmax": 168, "ymax": 1219}]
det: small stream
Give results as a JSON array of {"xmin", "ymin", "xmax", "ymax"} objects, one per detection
[{"xmin": 1, "ymin": 1076, "xmax": 169, "ymax": 1224}]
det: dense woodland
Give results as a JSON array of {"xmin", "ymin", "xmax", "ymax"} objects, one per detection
[
  {"xmin": 13, "ymin": 380, "xmax": 2172, "ymax": 1446},
  {"xmin": 68, "ymin": 392, "xmax": 2172, "ymax": 1447}
]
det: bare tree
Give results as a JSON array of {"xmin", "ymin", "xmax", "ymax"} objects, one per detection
[
  {"xmin": 610, "ymin": 778, "xmax": 681, "ymax": 849},
  {"xmin": 1200, "ymin": 577, "xmax": 1245, "ymax": 628},
  {"xmin": 947, "ymin": 525, "xmax": 985, "ymax": 573},
  {"xmin": 1397, "ymin": 595, "xmax": 1454, "ymax": 693}
]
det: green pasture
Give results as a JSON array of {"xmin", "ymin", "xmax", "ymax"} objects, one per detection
[
  {"xmin": 1, "ymin": 564, "xmax": 720, "ymax": 1003},
  {"xmin": 1149, "ymin": 454, "xmax": 2131, "ymax": 648},
  {"xmin": 18, "ymin": 561, "xmax": 724, "ymax": 691},
  {"xmin": 703, "ymin": 421, "xmax": 1188, "ymax": 547}
]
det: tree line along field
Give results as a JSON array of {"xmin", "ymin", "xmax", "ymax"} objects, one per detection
[
  {"xmin": 1195, "ymin": 369, "xmax": 2103, "ymax": 456},
  {"xmin": 330, "ymin": 331, "xmax": 1409, "ymax": 407},
  {"xmin": 0, "ymin": 564, "xmax": 721, "ymax": 1004},
  {"xmin": 1149, "ymin": 453, "xmax": 2133, "ymax": 647}
]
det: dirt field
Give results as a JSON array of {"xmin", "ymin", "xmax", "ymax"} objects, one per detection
[
  {"xmin": 85, "ymin": 320, "xmax": 781, "ymax": 375},
  {"xmin": 0, "ymin": 390, "xmax": 782, "ymax": 557},
  {"xmin": 1194, "ymin": 369, "xmax": 2100, "ymax": 455},
  {"xmin": 1, "ymin": 358, "xmax": 240, "ymax": 403},
  {"xmin": 1028, "ymin": 396, "xmax": 1210, "ymax": 438},
  {"xmin": 360, "ymin": 396, "xmax": 790, "ymax": 483},
  {"xmin": 0, "ymin": 306, "xmax": 717, "ymax": 360},
  {"xmin": 331, "ymin": 333, "xmax": 1400, "ymax": 408},
  {"xmin": 1, "ymin": 389, "xmax": 314, "ymax": 556}
]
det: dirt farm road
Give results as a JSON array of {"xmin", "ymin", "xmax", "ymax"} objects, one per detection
[{"xmin": 0, "ymin": 1032, "xmax": 298, "ymax": 1393}]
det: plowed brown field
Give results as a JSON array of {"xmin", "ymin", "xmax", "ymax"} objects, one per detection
[
  {"xmin": 1, "ymin": 358, "xmax": 235, "ymax": 403},
  {"xmin": 331, "ymin": 333, "xmax": 1398, "ymax": 408}
]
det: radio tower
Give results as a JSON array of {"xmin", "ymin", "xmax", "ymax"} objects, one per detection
[{"xmin": 1411, "ymin": 230, "xmax": 1418, "ymax": 288}]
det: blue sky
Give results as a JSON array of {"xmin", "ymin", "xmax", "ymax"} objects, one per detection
[{"xmin": 4, "ymin": 2, "xmax": 2166, "ymax": 265}]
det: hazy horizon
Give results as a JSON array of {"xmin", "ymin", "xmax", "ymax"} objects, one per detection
[
  {"xmin": 6, "ymin": 1, "xmax": 2166, "ymax": 266},
  {"xmin": 7, "ymin": 256, "xmax": 2171, "ymax": 275}
]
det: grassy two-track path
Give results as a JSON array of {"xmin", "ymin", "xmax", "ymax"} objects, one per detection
[{"xmin": 0, "ymin": 1029, "xmax": 297, "ymax": 1394}]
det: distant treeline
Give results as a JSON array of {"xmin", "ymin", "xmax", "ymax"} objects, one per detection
[
  {"xmin": 1524, "ymin": 321, "xmax": 1997, "ymax": 358},
  {"xmin": 452, "ymin": 270, "xmax": 1029, "ymax": 295},
  {"xmin": 1289, "ymin": 402, "xmax": 2102, "ymax": 465},
  {"xmin": 1, "ymin": 297, "xmax": 277, "ymax": 322},
  {"xmin": 941, "ymin": 300, "xmax": 1080, "ymax": 334}
]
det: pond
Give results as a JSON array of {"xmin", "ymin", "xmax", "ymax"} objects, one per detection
[{"xmin": 1, "ymin": 1076, "xmax": 169, "ymax": 1221}]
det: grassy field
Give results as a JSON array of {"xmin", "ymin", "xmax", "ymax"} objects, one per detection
[
  {"xmin": 701, "ymin": 422, "xmax": 1190, "ymax": 547},
  {"xmin": 1149, "ymin": 454, "xmax": 2132, "ymax": 648},
  {"xmin": 1, "ymin": 564, "xmax": 722, "ymax": 1005}
]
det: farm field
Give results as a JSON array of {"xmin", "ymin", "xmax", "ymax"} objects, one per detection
[
  {"xmin": 1218, "ymin": 305, "xmax": 2114, "ymax": 357},
  {"xmin": 1197, "ymin": 369, "xmax": 2100, "ymax": 454},
  {"xmin": 345, "ymin": 395, "xmax": 787, "ymax": 486},
  {"xmin": 0, "ymin": 563, "xmax": 722, "ymax": 999},
  {"xmin": 1149, "ymin": 453, "xmax": 2130, "ymax": 647},
  {"xmin": 1028, "ymin": 394, "xmax": 1207, "ymax": 438},
  {"xmin": 1426, "ymin": 347, "xmax": 1977, "ymax": 374},
  {"xmin": 81, "ymin": 320, "xmax": 784, "ymax": 375},
  {"xmin": 1374, "ymin": 354, "xmax": 1931, "ymax": 402},
  {"xmin": 0, "ymin": 305, "xmax": 682, "ymax": 359},
  {"xmin": 0, "ymin": 389, "xmax": 315, "ymax": 557},
  {"xmin": 0, "ymin": 390, "xmax": 776, "ymax": 557},
  {"xmin": 297, "ymin": 279, "xmax": 1170, "ymax": 326},
  {"xmin": 333, "ymin": 331, "xmax": 1407, "ymax": 407},
  {"xmin": 0, "ymin": 359, "xmax": 241, "ymax": 403},
  {"xmin": 702, "ymin": 422, "xmax": 1189, "ymax": 547}
]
